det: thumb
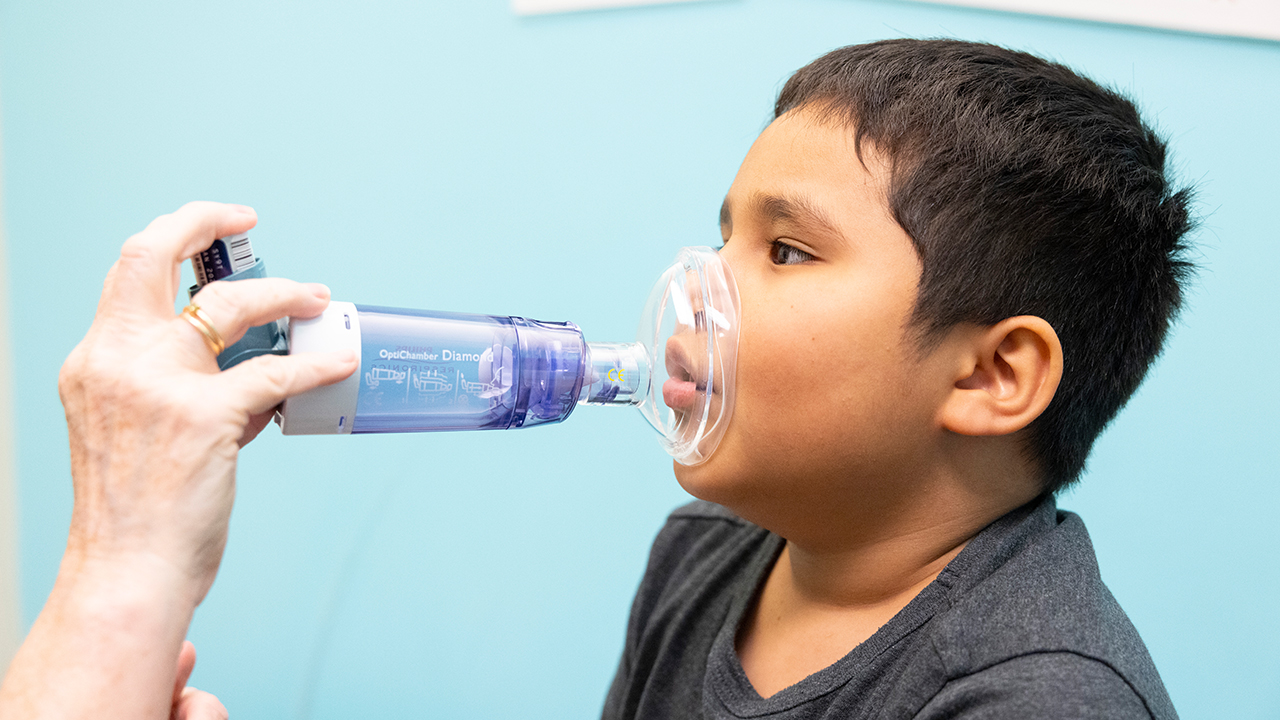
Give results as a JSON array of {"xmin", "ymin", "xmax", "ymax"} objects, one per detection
[
  {"xmin": 174, "ymin": 687, "xmax": 230, "ymax": 720},
  {"xmin": 173, "ymin": 640, "xmax": 197, "ymax": 706},
  {"xmin": 219, "ymin": 350, "xmax": 357, "ymax": 416}
]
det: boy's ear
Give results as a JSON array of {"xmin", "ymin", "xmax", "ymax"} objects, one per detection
[{"xmin": 938, "ymin": 316, "xmax": 1063, "ymax": 437}]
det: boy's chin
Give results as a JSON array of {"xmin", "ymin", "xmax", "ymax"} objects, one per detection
[{"xmin": 672, "ymin": 450, "xmax": 749, "ymax": 509}]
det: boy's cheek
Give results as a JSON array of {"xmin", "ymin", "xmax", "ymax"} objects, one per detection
[
  {"xmin": 683, "ymin": 277, "xmax": 926, "ymax": 500},
  {"xmin": 673, "ymin": 376, "xmax": 812, "ymax": 504},
  {"xmin": 725, "ymin": 349, "xmax": 920, "ymax": 473}
]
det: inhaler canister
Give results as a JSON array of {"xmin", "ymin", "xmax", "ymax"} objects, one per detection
[
  {"xmin": 279, "ymin": 303, "xmax": 588, "ymax": 435},
  {"xmin": 188, "ymin": 233, "xmax": 290, "ymax": 370}
]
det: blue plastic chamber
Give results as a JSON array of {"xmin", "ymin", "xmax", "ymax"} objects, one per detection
[{"xmin": 352, "ymin": 308, "xmax": 585, "ymax": 433}]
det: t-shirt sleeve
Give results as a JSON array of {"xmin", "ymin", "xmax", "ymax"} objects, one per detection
[
  {"xmin": 601, "ymin": 502, "xmax": 731, "ymax": 720},
  {"xmin": 913, "ymin": 652, "xmax": 1154, "ymax": 720},
  {"xmin": 600, "ymin": 525, "xmax": 666, "ymax": 719}
]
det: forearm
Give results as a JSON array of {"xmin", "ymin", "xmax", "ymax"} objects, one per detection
[{"xmin": 0, "ymin": 550, "xmax": 197, "ymax": 720}]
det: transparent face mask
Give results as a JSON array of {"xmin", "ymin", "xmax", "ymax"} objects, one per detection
[{"xmin": 634, "ymin": 246, "xmax": 741, "ymax": 465}]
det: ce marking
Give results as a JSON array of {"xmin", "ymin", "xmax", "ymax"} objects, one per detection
[{"xmin": 607, "ymin": 368, "xmax": 626, "ymax": 383}]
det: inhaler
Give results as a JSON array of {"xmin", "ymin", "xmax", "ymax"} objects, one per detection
[{"xmin": 193, "ymin": 239, "xmax": 740, "ymax": 465}]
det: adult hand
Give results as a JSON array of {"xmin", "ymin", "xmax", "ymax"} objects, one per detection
[
  {"xmin": 0, "ymin": 202, "xmax": 357, "ymax": 720},
  {"xmin": 58, "ymin": 201, "xmax": 355, "ymax": 597}
]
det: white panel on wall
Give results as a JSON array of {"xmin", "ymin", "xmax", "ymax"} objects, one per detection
[
  {"xmin": 513, "ymin": 0, "xmax": 716, "ymax": 15},
  {"xmin": 902, "ymin": 0, "xmax": 1280, "ymax": 41}
]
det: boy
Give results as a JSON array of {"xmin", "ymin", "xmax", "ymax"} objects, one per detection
[{"xmin": 602, "ymin": 39, "xmax": 1189, "ymax": 719}]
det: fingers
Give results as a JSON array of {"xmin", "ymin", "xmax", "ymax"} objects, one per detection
[
  {"xmin": 174, "ymin": 687, "xmax": 229, "ymax": 720},
  {"xmin": 220, "ymin": 350, "xmax": 358, "ymax": 416},
  {"xmin": 185, "ymin": 277, "xmax": 331, "ymax": 352},
  {"xmin": 173, "ymin": 640, "xmax": 197, "ymax": 706},
  {"xmin": 105, "ymin": 202, "xmax": 259, "ymax": 317}
]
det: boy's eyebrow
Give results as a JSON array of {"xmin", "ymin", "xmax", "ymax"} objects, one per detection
[{"xmin": 720, "ymin": 193, "xmax": 847, "ymax": 247}]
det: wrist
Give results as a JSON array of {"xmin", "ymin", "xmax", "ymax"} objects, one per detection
[
  {"xmin": 63, "ymin": 497, "xmax": 228, "ymax": 605},
  {"xmin": 0, "ymin": 549, "xmax": 199, "ymax": 719},
  {"xmin": 51, "ymin": 545, "xmax": 202, "ymax": 631}
]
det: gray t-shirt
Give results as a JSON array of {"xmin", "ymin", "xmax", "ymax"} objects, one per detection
[{"xmin": 602, "ymin": 495, "xmax": 1178, "ymax": 719}]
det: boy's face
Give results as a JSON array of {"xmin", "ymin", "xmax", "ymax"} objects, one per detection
[{"xmin": 674, "ymin": 108, "xmax": 958, "ymax": 532}]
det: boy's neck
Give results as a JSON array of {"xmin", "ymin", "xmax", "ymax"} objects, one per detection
[
  {"xmin": 777, "ymin": 478, "xmax": 1028, "ymax": 611},
  {"xmin": 733, "ymin": 441, "xmax": 1044, "ymax": 697},
  {"xmin": 734, "ymin": 525, "xmax": 969, "ymax": 699},
  {"xmin": 742, "ymin": 435, "xmax": 1044, "ymax": 604},
  {"xmin": 782, "ymin": 500, "xmax": 982, "ymax": 605}
]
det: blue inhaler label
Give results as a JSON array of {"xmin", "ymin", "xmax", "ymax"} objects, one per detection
[
  {"xmin": 351, "ymin": 307, "xmax": 521, "ymax": 433},
  {"xmin": 192, "ymin": 233, "xmax": 256, "ymax": 286}
]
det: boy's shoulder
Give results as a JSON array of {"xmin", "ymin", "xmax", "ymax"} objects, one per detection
[
  {"xmin": 639, "ymin": 499, "xmax": 763, "ymax": 585},
  {"xmin": 628, "ymin": 499, "xmax": 770, "ymax": 621},
  {"xmin": 890, "ymin": 500, "xmax": 1179, "ymax": 718},
  {"xmin": 609, "ymin": 497, "xmax": 1179, "ymax": 720}
]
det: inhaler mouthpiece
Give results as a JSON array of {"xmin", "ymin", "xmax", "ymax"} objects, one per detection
[{"xmin": 277, "ymin": 247, "xmax": 740, "ymax": 465}]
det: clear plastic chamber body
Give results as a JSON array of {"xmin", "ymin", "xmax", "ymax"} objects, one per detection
[{"xmin": 353, "ymin": 307, "xmax": 585, "ymax": 433}]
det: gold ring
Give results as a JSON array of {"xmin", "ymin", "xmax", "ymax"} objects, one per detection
[{"xmin": 180, "ymin": 303, "xmax": 226, "ymax": 356}]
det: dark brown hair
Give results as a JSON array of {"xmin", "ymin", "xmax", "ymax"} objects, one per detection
[{"xmin": 776, "ymin": 39, "xmax": 1195, "ymax": 492}]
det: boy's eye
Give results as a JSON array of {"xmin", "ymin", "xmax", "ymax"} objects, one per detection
[{"xmin": 770, "ymin": 240, "xmax": 813, "ymax": 265}]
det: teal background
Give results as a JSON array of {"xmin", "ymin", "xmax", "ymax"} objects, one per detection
[{"xmin": 2, "ymin": 1, "xmax": 1277, "ymax": 717}]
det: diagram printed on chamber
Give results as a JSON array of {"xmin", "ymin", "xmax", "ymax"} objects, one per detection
[
  {"xmin": 412, "ymin": 369, "xmax": 453, "ymax": 395},
  {"xmin": 364, "ymin": 367, "xmax": 406, "ymax": 389},
  {"xmin": 362, "ymin": 342, "xmax": 517, "ymax": 408}
]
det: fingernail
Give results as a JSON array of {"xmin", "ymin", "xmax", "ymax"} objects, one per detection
[
  {"xmin": 230, "ymin": 204, "xmax": 256, "ymax": 215},
  {"xmin": 328, "ymin": 349, "xmax": 356, "ymax": 363},
  {"xmin": 306, "ymin": 283, "xmax": 331, "ymax": 299}
]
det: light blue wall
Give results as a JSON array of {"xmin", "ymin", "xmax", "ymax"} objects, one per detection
[{"xmin": 1, "ymin": 1, "xmax": 1277, "ymax": 717}]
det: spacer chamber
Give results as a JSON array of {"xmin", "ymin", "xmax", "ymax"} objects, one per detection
[{"xmin": 274, "ymin": 246, "xmax": 740, "ymax": 465}]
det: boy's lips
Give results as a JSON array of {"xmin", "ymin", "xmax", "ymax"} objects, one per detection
[
  {"xmin": 662, "ymin": 378, "xmax": 698, "ymax": 412},
  {"xmin": 663, "ymin": 335, "xmax": 709, "ymax": 413}
]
